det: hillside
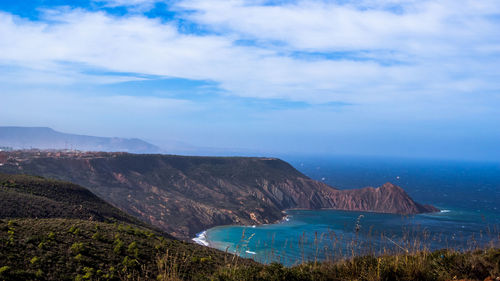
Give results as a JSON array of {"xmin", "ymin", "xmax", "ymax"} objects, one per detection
[
  {"xmin": 0, "ymin": 151, "xmax": 438, "ymax": 239},
  {"xmin": 0, "ymin": 165, "xmax": 496, "ymax": 281},
  {"xmin": 0, "ymin": 173, "xmax": 246, "ymax": 280},
  {"xmin": 0, "ymin": 127, "xmax": 162, "ymax": 153},
  {"xmin": 2, "ymin": 218, "xmax": 498, "ymax": 281},
  {"xmin": 0, "ymin": 174, "xmax": 148, "ymax": 227}
]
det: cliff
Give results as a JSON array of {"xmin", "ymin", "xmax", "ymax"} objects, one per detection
[{"xmin": 0, "ymin": 151, "xmax": 438, "ymax": 239}]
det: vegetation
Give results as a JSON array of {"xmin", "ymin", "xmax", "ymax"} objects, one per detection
[
  {"xmin": 0, "ymin": 173, "xmax": 150, "ymax": 228},
  {"xmin": 1, "ymin": 217, "xmax": 498, "ymax": 280},
  {"xmin": 211, "ymin": 248, "xmax": 500, "ymax": 281},
  {"xmin": 0, "ymin": 172, "xmax": 498, "ymax": 280},
  {"xmin": 0, "ymin": 218, "xmax": 238, "ymax": 280}
]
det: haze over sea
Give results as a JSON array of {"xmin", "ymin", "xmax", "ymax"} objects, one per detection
[{"xmin": 199, "ymin": 156, "xmax": 500, "ymax": 266}]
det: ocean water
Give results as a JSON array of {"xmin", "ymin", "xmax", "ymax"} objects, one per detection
[{"xmin": 198, "ymin": 156, "xmax": 500, "ymax": 266}]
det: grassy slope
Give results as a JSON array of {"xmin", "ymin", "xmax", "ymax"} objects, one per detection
[
  {"xmin": 0, "ymin": 173, "xmax": 146, "ymax": 226},
  {"xmin": 0, "ymin": 173, "xmax": 249, "ymax": 280},
  {"xmin": 0, "ymin": 218, "xmax": 237, "ymax": 281},
  {"xmin": 1, "ymin": 217, "xmax": 498, "ymax": 281}
]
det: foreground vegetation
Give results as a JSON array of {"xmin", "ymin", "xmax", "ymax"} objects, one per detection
[
  {"xmin": 0, "ymin": 218, "xmax": 246, "ymax": 280},
  {"xmin": 1, "ymin": 218, "xmax": 498, "ymax": 280},
  {"xmin": 213, "ymin": 248, "xmax": 500, "ymax": 281},
  {"xmin": 1, "ymin": 173, "xmax": 498, "ymax": 280}
]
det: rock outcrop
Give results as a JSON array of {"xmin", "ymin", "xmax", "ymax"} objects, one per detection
[{"xmin": 0, "ymin": 151, "xmax": 438, "ymax": 239}]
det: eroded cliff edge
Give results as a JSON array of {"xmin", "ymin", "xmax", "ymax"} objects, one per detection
[{"xmin": 0, "ymin": 151, "xmax": 438, "ymax": 239}]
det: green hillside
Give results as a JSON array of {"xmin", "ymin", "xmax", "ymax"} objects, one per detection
[
  {"xmin": 0, "ymin": 174, "xmax": 147, "ymax": 226},
  {"xmin": 0, "ymin": 174, "xmax": 248, "ymax": 280},
  {"xmin": 1, "ymin": 217, "xmax": 498, "ymax": 281},
  {"xmin": 0, "ymin": 218, "xmax": 237, "ymax": 281}
]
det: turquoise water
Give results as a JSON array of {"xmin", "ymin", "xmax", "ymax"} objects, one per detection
[{"xmin": 199, "ymin": 157, "xmax": 500, "ymax": 266}]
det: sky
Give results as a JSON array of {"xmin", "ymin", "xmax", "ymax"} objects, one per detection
[{"xmin": 0, "ymin": 0, "xmax": 499, "ymax": 161}]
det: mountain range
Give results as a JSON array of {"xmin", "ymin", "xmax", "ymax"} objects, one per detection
[{"xmin": 0, "ymin": 126, "xmax": 162, "ymax": 153}]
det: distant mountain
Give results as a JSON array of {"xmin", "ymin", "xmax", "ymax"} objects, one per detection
[
  {"xmin": 0, "ymin": 151, "xmax": 438, "ymax": 239},
  {"xmin": 0, "ymin": 126, "xmax": 162, "ymax": 153}
]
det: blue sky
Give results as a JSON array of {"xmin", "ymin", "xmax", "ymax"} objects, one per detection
[{"xmin": 0, "ymin": 0, "xmax": 499, "ymax": 161}]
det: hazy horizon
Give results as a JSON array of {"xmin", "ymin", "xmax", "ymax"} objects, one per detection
[{"xmin": 1, "ymin": 0, "xmax": 499, "ymax": 162}]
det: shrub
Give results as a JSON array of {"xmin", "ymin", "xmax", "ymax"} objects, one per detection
[
  {"xmin": 82, "ymin": 267, "xmax": 94, "ymax": 280},
  {"xmin": 128, "ymin": 241, "xmax": 139, "ymax": 257},
  {"xmin": 70, "ymin": 242, "xmax": 85, "ymax": 254},
  {"xmin": 0, "ymin": 266, "xmax": 11, "ymax": 275},
  {"xmin": 92, "ymin": 231, "xmax": 103, "ymax": 241},
  {"xmin": 74, "ymin": 254, "xmax": 83, "ymax": 262},
  {"xmin": 114, "ymin": 238, "xmax": 124, "ymax": 254},
  {"xmin": 68, "ymin": 226, "xmax": 80, "ymax": 235},
  {"xmin": 30, "ymin": 256, "xmax": 40, "ymax": 265},
  {"xmin": 122, "ymin": 256, "xmax": 137, "ymax": 268}
]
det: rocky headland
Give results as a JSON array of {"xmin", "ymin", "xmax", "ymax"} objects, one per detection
[{"xmin": 0, "ymin": 151, "xmax": 438, "ymax": 239}]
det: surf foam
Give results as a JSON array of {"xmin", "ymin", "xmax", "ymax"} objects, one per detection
[{"xmin": 192, "ymin": 230, "xmax": 209, "ymax": 246}]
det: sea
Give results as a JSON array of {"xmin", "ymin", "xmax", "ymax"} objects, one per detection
[{"xmin": 194, "ymin": 156, "xmax": 500, "ymax": 266}]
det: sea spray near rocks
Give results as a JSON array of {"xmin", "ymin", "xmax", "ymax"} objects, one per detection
[{"xmin": 193, "ymin": 230, "xmax": 209, "ymax": 246}]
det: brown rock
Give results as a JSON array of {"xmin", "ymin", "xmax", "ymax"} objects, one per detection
[{"xmin": 0, "ymin": 151, "xmax": 439, "ymax": 239}]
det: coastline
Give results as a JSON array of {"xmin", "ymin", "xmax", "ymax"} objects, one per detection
[
  {"xmin": 192, "ymin": 208, "xmax": 447, "ymax": 247},
  {"xmin": 192, "ymin": 212, "xmax": 291, "ymax": 247},
  {"xmin": 192, "ymin": 230, "xmax": 210, "ymax": 246}
]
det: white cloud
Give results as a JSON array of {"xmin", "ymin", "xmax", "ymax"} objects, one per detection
[
  {"xmin": 0, "ymin": 0, "xmax": 499, "ymax": 107},
  {"xmin": 93, "ymin": 0, "xmax": 160, "ymax": 11},
  {"xmin": 176, "ymin": 0, "xmax": 500, "ymax": 53}
]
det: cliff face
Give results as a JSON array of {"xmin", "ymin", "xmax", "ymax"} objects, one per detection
[
  {"xmin": 0, "ymin": 152, "xmax": 438, "ymax": 239},
  {"xmin": 318, "ymin": 183, "xmax": 439, "ymax": 214}
]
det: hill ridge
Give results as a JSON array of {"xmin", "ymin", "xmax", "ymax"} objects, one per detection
[
  {"xmin": 0, "ymin": 126, "xmax": 162, "ymax": 153},
  {"xmin": 0, "ymin": 151, "xmax": 438, "ymax": 239}
]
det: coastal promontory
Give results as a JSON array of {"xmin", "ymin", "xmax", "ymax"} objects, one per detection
[{"xmin": 0, "ymin": 151, "xmax": 438, "ymax": 239}]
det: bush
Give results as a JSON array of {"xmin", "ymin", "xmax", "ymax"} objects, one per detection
[
  {"xmin": 30, "ymin": 256, "xmax": 40, "ymax": 265},
  {"xmin": 70, "ymin": 242, "xmax": 85, "ymax": 254},
  {"xmin": 122, "ymin": 256, "xmax": 137, "ymax": 268},
  {"xmin": 114, "ymin": 238, "xmax": 124, "ymax": 254},
  {"xmin": 127, "ymin": 241, "xmax": 139, "ymax": 257},
  {"xmin": 0, "ymin": 266, "xmax": 11, "ymax": 275},
  {"xmin": 82, "ymin": 267, "xmax": 94, "ymax": 280},
  {"xmin": 68, "ymin": 226, "xmax": 80, "ymax": 235},
  {"xmin": 92, "ymin": 231, "xmax": 103, "ymax": 241}
]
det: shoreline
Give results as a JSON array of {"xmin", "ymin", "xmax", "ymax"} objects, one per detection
[
  {"xmin": 192, "ymin": 212, "xmax": 291, "ymax": 247},
  {"xmin": 192, "ymin": 208, "xmax": 449, "ymax": 247},
  {"xmin": 192, "ymin": 230, "xmax": 210, "ymax": 246}
]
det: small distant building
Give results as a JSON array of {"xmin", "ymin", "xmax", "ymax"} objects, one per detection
[{"xmin": 0, "ymin": 146, "xmax": 13, "ymax": 152}]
